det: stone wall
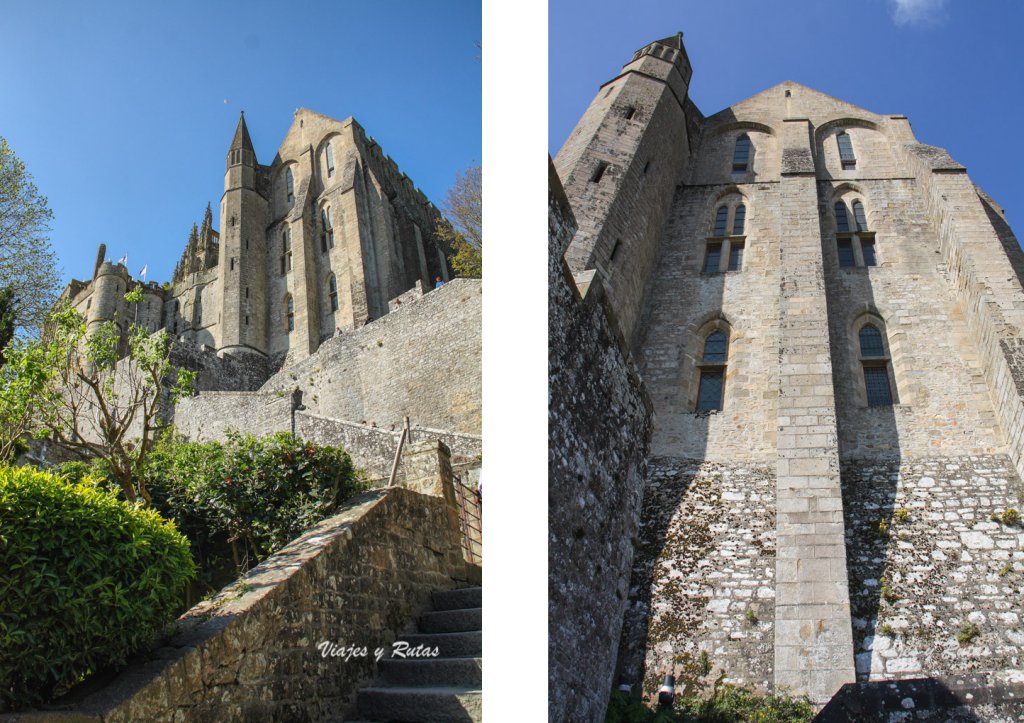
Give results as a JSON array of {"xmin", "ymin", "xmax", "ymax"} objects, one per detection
[
  {"xmin": 259, "ymin": 278, "xmax": 481, "ymax": 435},
  {"xmin": 842, "ymin": 455, "xmax": 1024, "ymax": 686},
  {"xmin": 617, "ymin": 460, "xmax": 776, "ymax": 702},
  {"xmin": 12, "ymin": 486, "xmax": 467, "ymax": 722},
  {"xmin": 174, "ymin": 391, "xmax": 292, "ymax": 441},
  {"xmin": 548, "ymin": 162, "xmax": 653, "ymax": 723}
]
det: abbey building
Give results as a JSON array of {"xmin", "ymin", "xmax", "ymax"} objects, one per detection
[
  {"xmin": 550, "ymin": 32, "xmax": 1024, "ymax": 719},
  {"xmin": 59, "ymin": 109, "xmax": 452, "ymax": 373}
]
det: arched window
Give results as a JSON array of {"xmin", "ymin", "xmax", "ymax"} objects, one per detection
[
  {"xmin": 328, "ymin": 274, "xmax": 338, "ymax": 312},
  {"xmin": 733, "ymin": 134, "xmax": 751, "ymax": 171},
  {"xmin": 696, "ymin": 329, "xmax": 728, "ymax": 412},
  {"xmin": 835, "ymin": 201, "xmax": 850, "ymax": 233},
  {"xmin": 713, "ymin": 206, "xmax": 729, "ymax": 236},
  {"xmin": 837, "ymin": 131, "xmax": 856, "ymax": 169},
  {"xmin": 280, "ymin": 228, "xmax": 292, "ymax": 274},
  {"xmin": 285, "ymin": 295, "xmax": 294, "ymax": 332},
  {"xmin": 285, "ymin": 167, "xmax": 294, "ymax": 204},
  {"xmin": 732, "ymin": 204, "xmax": 745, "ymax": 235},
  {"xmin": 320, "ymin": 207, "xmax": 334, "ymax": 252},
  {"xmin": 325, "ymin": 142, "xmax": 335, "ymax": 178},
  {"xmin": 858, "ymin": 323, "xmax": 893, "ymax": 406},
  {"xmin": 834, "ymin": 197, "xmax": 876, "ymax": 268}
]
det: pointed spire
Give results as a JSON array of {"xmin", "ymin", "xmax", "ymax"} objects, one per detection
[
  {"xmin": 200, "ymin": 202, "xmax": 213, "ymax": 242},
  {"xmin": 229, "ymin": 111, "xmax": 255, "ymax": 153},
  {"xmin": 188, "ymin": 222, "xmax": 199, "ymax": 248}
]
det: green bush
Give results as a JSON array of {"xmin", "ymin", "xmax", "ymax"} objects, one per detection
[
  {"xmin": 0, "ymin": 465, "xmax": 195, "ymax": 709},
  {"xmin": 605, "ymin": 686, "xmax": 814, "ymax": 723},
  {"xmin": 144, "ymin": 432, "xmax": 366, "ymax": 591}
]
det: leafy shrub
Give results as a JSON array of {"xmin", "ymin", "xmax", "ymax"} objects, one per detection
[
  {"xmin": 144, "ymin": 432, "xmax": 366, "ymax": 592},
  {"xmin": 0, "ymin": 465, "xmax": 195, "ymax": 709},
  {"xmin": 605, "ymin": 686, "xmax": 814, "ymax": 723}
]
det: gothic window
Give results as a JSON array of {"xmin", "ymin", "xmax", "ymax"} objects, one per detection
[
  {"xmin": 320, "ymin": 207, "xmax": 334, "ymax": 252},
  {"xmin": 858, "ymin": 322, "xmax": 895, "ymax": 406},
  {"xmin": 713, "ymin": 206, "xmax": 729, "ymax": 236},
  {"xmin": 696, "ymin": 329, "xmax": 728, "ymax": 412},
  {"xmin": 285, "ymin": 167, "xmax": 294, "ymax": 204},
  {"xmin": 326, "ymin": 142, "xmax": 335, "ymax": 178},
  {"xmin": 280, "ymin": 228, "xmax": 292, "ymax": 275},
  {"xmin": 732, "ymin": 204, "xmax": 745, "ymax": 235},
  {"xmin": 328, "ymin": 274, "xmax": 338, "ymax": 312},
  {"xmin": 834, "ymin": 197, "xmax": 876, "ymax": 268},
  {"xmin": 733, "ymin": 134, "xmax": 751, "ymax": 171},
  {"xmin": 837, "ymin": 131, "xmax": 856, "ymax": 169},
  {"xmin": 705, "ymin": 201, "xmax": 747, "ymax": 273},
  {"xmin": 285, "ymin": 295, "xmax": 294, "ymax": 332}
]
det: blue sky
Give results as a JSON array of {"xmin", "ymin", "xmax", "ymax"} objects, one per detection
[
  {"xmin": 0, "ymin": 0, "xmax": 481, "ymax": 287},
  {"xmin": 550, "ymin": 0, "xmax": 1024, "ymax": 231}
]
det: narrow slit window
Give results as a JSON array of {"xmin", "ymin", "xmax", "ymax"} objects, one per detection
[
  {"xmin": 728, "ymin": 243, "xmax": 744, "ymax": 271},
  {"xmin": 837, "ymin": 238, "xmax": 856, "ymax": 268},
  {"xmin": 286, "ymin": 296, "xmax": 294, "ymax": 332},
  {"xmin": 732, "ymin": 205, "xmax": 745, "ymax": 235},
  {"xmin": 609, "ymin": 239, "xmax": 621, "ymax": 262},
  {"xmin": 852, "ymin": 200, "xmax": 868, "ymax": 231},
  {"xmin": 713, "ymin": 206, "xmax": 729, "ymax": 236},
  {"xmin": 733, "ymin": 134, "xmax": 751, "ymax": 171},
  {"xmin": 835, "ymin": 202, "xmax": 850, "ymax": 233},
  {"xmin": 624, "ymin": 106, "xmax": 636, "ymax": 120},
  {"xmin": 704, "ymin": 243, "xmax": 722, "ymax": 273},
  {"xmin": 837, "ymin": 132, "xmax": 856, "ymax": 169},
  {"xmin": 590, "ymin": 162, "xmax": 609, "ymax": 183},
  {"xmin": 321, "ymin": 208, "xmax": 334, "ymax": 251}
]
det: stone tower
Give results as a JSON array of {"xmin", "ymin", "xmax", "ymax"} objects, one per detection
[
  {"xmin": 218, "ymin": 112, "xmax": 270, "ymax": 361},
  {"xmin": 550, "ymin": 31, "xmax": 1024, "ymax": 718},
  {"xmin": 554, "ymin": 33, "xmax": 698, "ymax": 345}
]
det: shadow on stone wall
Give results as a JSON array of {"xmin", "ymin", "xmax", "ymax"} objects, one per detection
[{"xmin": 815, "ymin": 677, "xmax": 995, "ymax": 721}]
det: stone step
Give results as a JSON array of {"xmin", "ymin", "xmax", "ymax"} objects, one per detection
[
  {"xmin": 393, "ymin": 631, "xmax": 481, "ymax": 658},
  {"xmin": 431, "ymin": 586, "xmax": 481, "ymax": 611},
  {"xmin": 378, "ymin": 657, "xmax": 482, "ymax": 687},
  {"xmin": 419, "ymin": 607, "xmax": 482, "ymax": 633},
  {"xmin": 356, "ymin": 686, "xmax": 482, "ymax": 722}
]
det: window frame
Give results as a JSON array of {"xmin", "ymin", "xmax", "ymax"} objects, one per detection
[
  {"xmin": 695, "ymin": 327, "xmax": 729, "ymax": 412},
  {"xmin": 834, "ymin": 198, "xmax": 877, "ymax": 269},
  {"xmin": 703, "ymin": 201, "xmax": 748, "ymax": 273},
  {"xmin": 853, "ymin": 318, "xmax": 898, "ymax": 407}
]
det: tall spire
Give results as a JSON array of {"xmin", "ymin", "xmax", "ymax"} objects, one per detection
[
  {"xmin": 200, "ymin": 202, "xmax": 213, "ymax": 241},
  {"xmin": 229, "ymin": 111, "xmax": 254, "ymax": 153}
]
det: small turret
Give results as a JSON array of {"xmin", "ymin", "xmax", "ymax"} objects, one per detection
[{"xmin": 227, "ymin": 111, "xmax": 256, "ymax": 171}]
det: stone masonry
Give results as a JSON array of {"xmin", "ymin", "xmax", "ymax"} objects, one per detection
[{"xmin": 550, "ymin": 31, "xmax": 1024, "ymax": 716}]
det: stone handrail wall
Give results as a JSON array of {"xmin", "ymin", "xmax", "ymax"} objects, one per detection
[{"xmin": 13, "ymin": 486, "xmax": 466, "ymax": 722}]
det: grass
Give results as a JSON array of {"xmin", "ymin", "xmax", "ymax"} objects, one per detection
[{"xmin": 957, "ymin": 621, "xmax": 981, "ymax": 645}]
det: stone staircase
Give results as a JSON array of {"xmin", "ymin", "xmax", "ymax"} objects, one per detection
[{"xmin": 348, "ymin": 586, "xmax": 482, "ymax": 722}]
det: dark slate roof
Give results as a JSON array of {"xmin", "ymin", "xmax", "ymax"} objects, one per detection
[{"xmin": 230, "ymin": 111, "xmax": 255, "ymax": 153}]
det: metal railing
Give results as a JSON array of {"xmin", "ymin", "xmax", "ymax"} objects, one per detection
[{"xmin": 453, "ymin": 472, "xmax": 482, "ymax": 564}]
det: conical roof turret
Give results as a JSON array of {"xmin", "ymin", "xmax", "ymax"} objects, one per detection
[{"xmin": 229, "ymin": 111, "xmax": 255, "ymax": 153}]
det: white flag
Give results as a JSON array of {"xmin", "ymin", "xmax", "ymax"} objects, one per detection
[
  {"xmin": 117, "ymin": 254, "xmax": 127, "ymax": 266},
  {"xmin": 139, "ymin": 264, "xmax": 148, "ymax": 280}
]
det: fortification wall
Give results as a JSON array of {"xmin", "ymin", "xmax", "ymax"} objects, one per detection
[
  {"xmin": 20, "ymin": 487, "xmax": 466, "ymax": 721},
  {"xmin": 258, "ymin": 278, "xmax": 481, "ymax": 435},
  {"xmin": 548, "ymin": 164, "xmax": 653, "ymax": 723},
  {"xmin": 617, "ymin": 459, "xmax": 777, "ymax": 702}
]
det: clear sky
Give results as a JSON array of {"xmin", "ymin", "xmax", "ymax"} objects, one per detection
[
  {"xmin": 550, "ymin": 0, "xmax": 1024, "ymax": 232},
  {"xmin": 0, "ymin": 0, "xmax": 481, "ymax": 287}
]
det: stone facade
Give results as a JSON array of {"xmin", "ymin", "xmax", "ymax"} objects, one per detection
[
  {"xmin": 551, "ymin": 31, "xmax": 1024, "ymax": 715},
  {"xmin": 57, "ymin": 109, "xmax": 453, "ymax": 371}
]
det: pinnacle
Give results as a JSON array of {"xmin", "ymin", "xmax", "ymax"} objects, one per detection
[{"xmin": 229, "ymin": 111, "xmax": 255, "ymax": 153}]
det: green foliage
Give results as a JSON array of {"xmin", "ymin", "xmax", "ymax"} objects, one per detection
[
  {"xmin": 0, "ymin": 335, "xmax": 54, "ymax": 461},
  {"xmin": 435, "ymin": 219, "xmax": 482, "ymax": 279},
  {"xmin": 604, "ymin": 686, "xmax": 814, "ymax": 723},
  {"xmin": 877, "ymin": 518, "xmax": 889, "ymax": 538},
  {"xmin": 878, "ymin": 622, "xmax": 895, "ymax": 636},
  {"xmin": 957, "ymin": 621, "xmax": 981, "ymax": 645},
  {"xmin": 435, "ymin": 164, "xmax": 482, "ymax": 278},
  {"xmin": 893, "ymin": 507, "xmax": 909, "ymax": 523},
  {"xmin": 144, "ymin": 432, "xmax": 367, "ymax": 589},
  {"xmin": 744, "ymin": 608, "xmax": 758, "ymax": 625},
  {"xmin": 0, "ymin": 287, "xmax": 15, "ymax": 365},
  {"xmin": 880, "ymin": 576, "xmax": 897, "ymax": 603},
  {"xmin": 0, "ymin": 465, "xmax": 195, "ymax": 709},
  {"xmin": 0, "ymin": 137, "xmax": 60, "ymax": 336},
  {"xmin": 1001, "ymin": 508, "xmax": 1021, "ymax": 527}
]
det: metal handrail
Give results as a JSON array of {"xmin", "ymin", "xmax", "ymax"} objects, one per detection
[{"xmin": 387, "ymin": 416, "xmax": 411, "ymax": 486}]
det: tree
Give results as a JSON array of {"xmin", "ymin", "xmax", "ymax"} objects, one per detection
[
  {"xmin": 0, "ymin": 287, "xmax": 15, "ymax": 365},
  {"xmin": 0, "ymin": 137, "xmax": 61, "ymax": 336},
  {"xmin": 0, "ymin": 336, "xmax": 52, "ymax": 462},
  {"xmin": 18, "ymin": 287, "xmax": 196, "ymax": 502},
  {"xmin": 435, "ymin": 164, "xmax": 482, "ymax": 278}
]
